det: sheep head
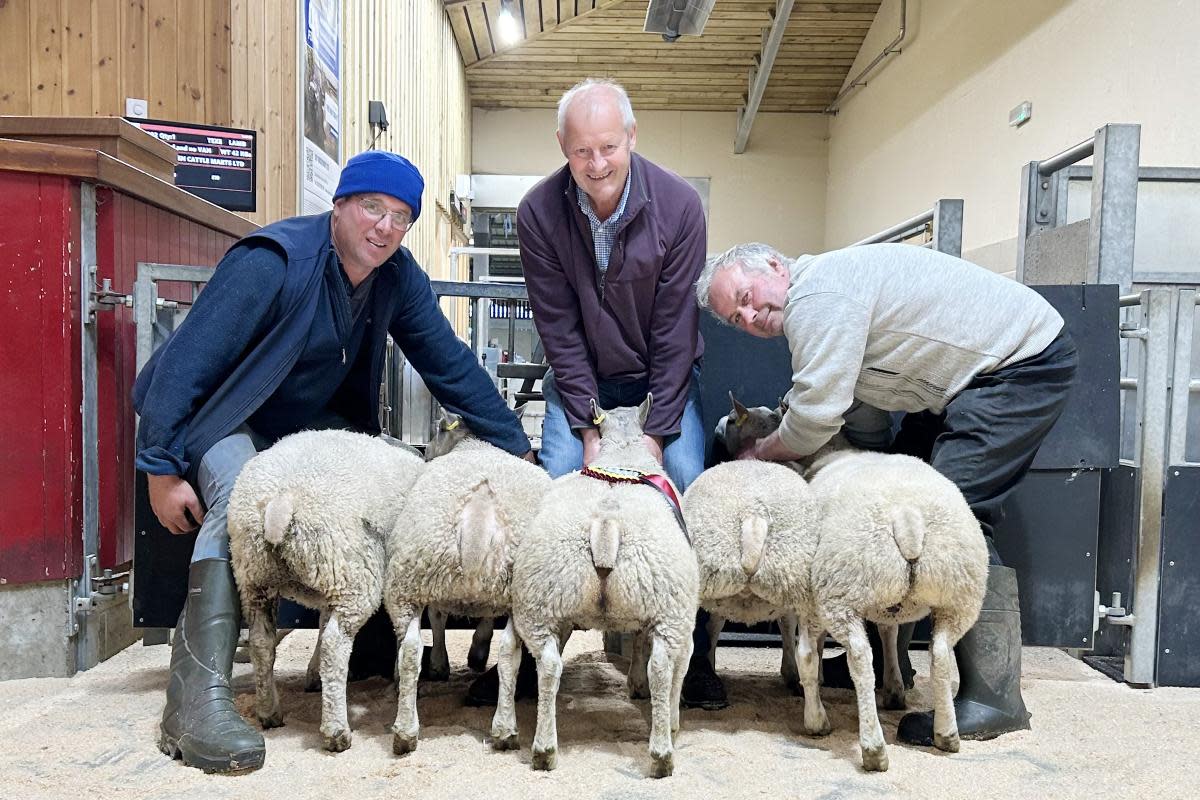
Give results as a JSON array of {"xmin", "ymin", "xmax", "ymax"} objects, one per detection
[
  {"xmin": 427, "ymin": 408, "xmax": 472, "ymax": 460},
  {"xmin": 589, "ymin": 394, "xmax": 658, "ymax": 468},
  {"xmin": 715, "ymin": 392, "xmax": 783, "ymax": 457}
]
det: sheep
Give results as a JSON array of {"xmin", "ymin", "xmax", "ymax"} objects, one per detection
[
  {"xmin": 798, "ymin": 448, "xmax": 989, "ymax": 771},
  {"xmin": 682, "ymin": 459, "xmax": 820, "ymax": 697},
  {"xmin": 384, "ymin": 411, "xmax": 551, "ymax": 756},
  {"xmin": 226, "ymin": 429, "xmax": 425, "ymax": 752},
  {"xmin": 500, "ymin": 395, "xmax": 699, "ymax": 778}
]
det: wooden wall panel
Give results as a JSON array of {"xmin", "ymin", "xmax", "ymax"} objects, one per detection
[{"xmin": 344, "ymin": 0, "xmax": 473, "ymax": 289}]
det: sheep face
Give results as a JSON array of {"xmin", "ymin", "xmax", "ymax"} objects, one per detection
[{"xmin": 716, "ymin": 392, "xmax": 782, "ymax": 456}]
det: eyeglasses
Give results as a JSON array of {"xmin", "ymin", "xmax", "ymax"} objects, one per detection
[{"xmin": 357, "ymin": 198, "xmax": 414, "ymax": 231}]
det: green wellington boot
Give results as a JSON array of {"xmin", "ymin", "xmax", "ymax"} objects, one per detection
[
  {"xmin": 158, "ymin": 558, "xmax": 266, "ymax": 773},
  {"xmin": 897, "ymin": 565, "xmax": 1032, "ymax": 745}
]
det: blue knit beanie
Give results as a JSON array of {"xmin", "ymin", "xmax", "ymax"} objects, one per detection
[{"xmin": 333, "ymin": 151, "xmax": 425, "ymax": 221}]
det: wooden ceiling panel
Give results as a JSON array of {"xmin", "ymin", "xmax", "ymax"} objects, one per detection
[{"xmin": 446, "ymin": 0, "xmax": 881, "ymax": 113}]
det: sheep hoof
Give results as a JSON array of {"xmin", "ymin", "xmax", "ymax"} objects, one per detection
[
  {"xmin": 323, "ymin": 730, "xmax": 352, "ymax": 752},
  {"xmin": 861, "ymin": 744, "xmax": 889, "ymax": 772},
  {"xmin": 304, "ymin": 673, "xmax": 321, "ymax": 693},
  {"xmin": 882, "ymin": 690, "xmax": 907, "ymax": 711},
  {"xmin": 628, "ymin": 683, "xmax": 650, "ymax": 700},
  {"xmin": 650, "ymin": 751, "xmax": 674, "ymax": 778},
  {"xmin": 468, "ymin": 646, "xmax": 490, "ymax": 673},
  {"xmin": 934, "ymin": 731, "xmax": 960, "ymax": 753},
  {"xmin": 392, "ymin": 731, "xmax": 419, "ymax": 755},
  {"xmin": 531, "ymin": 746, "xmax": 557, "ymax": 771},
  {"xmin": 805, "ymin": 719, "xmax": 832, "ymax": 737},
  {"xmin": 258, "ymin": 711, "xmax": 284, "ymax": 729},
  {"xmin": 491, "ymin": 733, "xmax": 520, "ymax": 751}
]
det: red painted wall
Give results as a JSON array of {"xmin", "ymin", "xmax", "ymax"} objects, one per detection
[{"xmin": 0, "ymin": 170, "xmax": 238, "ymax": 585}]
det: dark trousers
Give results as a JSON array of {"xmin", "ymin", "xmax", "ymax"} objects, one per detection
[{"xmin": 890, "ymin": 329, "xmax": 1079, "ymax": 540}]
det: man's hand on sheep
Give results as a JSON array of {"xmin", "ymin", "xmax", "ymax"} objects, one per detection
[
  {"xmin": 738, "ymin": 430, "xmax": 803, "ymax": 463},
  {"xmin": 581, "ymin": 427, "xmax": 602, "ymax": 466},
  {"xmin": 147, "ymin": 474, "xmax": 206, "ymax": 534},
  {"xmin": 642, "ymin": 434, "xmax": 664, "ymax": 465}
]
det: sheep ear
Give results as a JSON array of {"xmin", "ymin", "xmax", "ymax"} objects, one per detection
[
  {"xmin": 441, "ymin": 411, "xmax": 463, "ymax": 431},
  {"xmin": 638, "ymin": 393, "xmax": 653, "ymax": 427},
  {"xmin": 778, "ymin": 395, "xmax": 791, "ymax": 415},
  {"xmin": 514, "ymin": 403, "xmax": 526, "ymax": 419},
  {"xmin": 590, "ymin": 398, "xmax": 604, "ymax": 426},
  {"xmin": 730, "ymin": 392, "xmax": 749, "ymax": 423}
]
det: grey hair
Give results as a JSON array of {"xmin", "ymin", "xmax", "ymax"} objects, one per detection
[
  {"xmin": 694, "ymin": 242, "xmax": 790, "ymax": 315},
  {"xmin": 557, "ymin": 78, "xmax": 636, "ymax": 134}
]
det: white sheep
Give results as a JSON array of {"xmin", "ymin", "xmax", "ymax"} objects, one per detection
[
  {"xmin": 800, "ymin": 448, "xmax": 989, "ymax": 771},
  {"xmin": 681, "ymin": 459, "xmax": 820, "ymax": 700},
  {"xmin": 384, "ymin": 412, "xmax": 551, "ymax": 755},
  {"xmin": 500, "ymin": 396, "xmax": 699, "ymax": 778},
  {"xmin": 227, "ymin": 429, "xmax": 425, "ymax": 752}
]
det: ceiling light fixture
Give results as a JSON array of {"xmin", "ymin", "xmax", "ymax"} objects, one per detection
[
  {"xmin": 644, "ymin": 0, "xmax": 716, "ymax": 43},
  {"xmin": 497, "ymin": 2, "xmax": 522, "ymax": 47}
]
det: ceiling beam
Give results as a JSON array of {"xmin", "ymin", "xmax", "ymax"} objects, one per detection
[
  {"xmin": 465, "ymin": 0, "xmax": 628, "ymax": 71},
  {"xmin": 734, "ymin": 0, "xmax": 796, "ymax": 153}
]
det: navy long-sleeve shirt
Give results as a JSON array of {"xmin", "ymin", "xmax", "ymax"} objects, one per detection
[{"xmin": 133, "ymin": 212, "xmax": 529, "ymax": 477}]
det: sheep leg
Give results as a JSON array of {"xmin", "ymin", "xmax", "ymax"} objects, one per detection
[
  {"xmin": 779, "ymin": 614, "xmax": 802, "ymax": 694},
  {"xmin": 318, "ymin": 606, "xmax": 365, "ymax": 752},
  {"xmin": 628, "ymin": 629, "xmax": 650, "ymax": 700},
  {"xmin": 879, "ymin": 623, "xmax": 907, "ymax": 710},
  {"xmin": 246, "ymin": 594, "xmax": 283, "ymax": 728},
  {"xmin": 424, "ymin": 608, "xmax": 451, "ymax": 682},
  {"xmin": 647, "ymin": 633, "xmax": 677, "ymax": 778},
  {"xmin": 669, "ymin": 632, "xmax": 693, "ymax": 737},
  {"xmin": 468, "ymin": 617, "xmax": 495, "ymax": 673},
  {"xmin": 830, "ymin": 617, "xmax": 888, "ymax": 772},
  {"xmin": 705, "ymin": 613, "xmax": 725, "ymax": 670},
  {"xmin": 529, "ymin": 632, "xmax": 563, "ymax": 771},
  {"xmin": 390, "ymin": 610, "xmax": 422, "ymax": 755},
  {"xmin": 797, "ymin": 623, "xmax": 830, "ymax": 736},
  {"xmin": 489, "ymin": 618, "xmax": 523, "ymax": 750},
  {"xmin": 304, "ymin": 608, "xmax": 329, "ymax": 693},
  {"xmin": 930, "ymin": 610, "xmax": 975, "ymax": 753}
]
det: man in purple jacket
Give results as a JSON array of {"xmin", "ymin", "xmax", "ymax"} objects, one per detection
[{"xmin": 465, "ymin": 78, "xmax": 726, "ymax": 708}]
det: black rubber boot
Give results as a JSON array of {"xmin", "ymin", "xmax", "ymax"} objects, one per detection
[
  {"xmin": 464, "ymin": 646, "xmax": 538, "ymax": 707},
  {"xmin": 897, "ymin": 565, "xmax": 1032, "ymax": 745},
  {"xmin": 819, "ymin": 622, "xmax": 915, "ymax": 691},
  {"xmin": 158, "ymin": 558, "xmax": 265, "ymax": 774},
  {"xmin": 680, "ymin": 655, "xmax": 729, "ymax": 710}
]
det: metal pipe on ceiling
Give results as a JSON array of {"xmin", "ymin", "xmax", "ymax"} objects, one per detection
[{"xmin": 825, "ymin": 0, "xmax": 907, "ymax": 115}]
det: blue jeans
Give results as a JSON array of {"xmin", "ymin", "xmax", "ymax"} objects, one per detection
[
  {"xmin": 540, "ymin": 364, "xmax": 706, "ymax": 492},
  {"xmin": 190, "ymin": 426, "xmax": 269, "ymax": 562}
]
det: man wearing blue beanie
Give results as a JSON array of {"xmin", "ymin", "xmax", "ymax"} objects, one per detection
[{"xmin": 133, "ymin": 150, "xmax": 533, "ymax": 774}]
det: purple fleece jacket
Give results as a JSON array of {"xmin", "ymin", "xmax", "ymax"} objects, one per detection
[{"xmin": 517, "ymin": 152, "xmax": 706, "ymax": 437}]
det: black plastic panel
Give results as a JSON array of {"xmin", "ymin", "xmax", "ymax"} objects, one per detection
[
  {"xmin": 1156, "ymin": 465, "xmax": 1200, "ymax": 687},
  {"xmin": 1029, "ymin": 284, "xmax": 1120, "ymax": 469},
  {"xmin": 1092, "ymin": 466, "xmax": 1138, "ymax": 658},
  {"xmin": 697, "ymin": 314, "xmax": 793, "ymax": 466},
  {"xmin": 994, "ymin": 468, "xmax": 1101, "ymax": 648}
]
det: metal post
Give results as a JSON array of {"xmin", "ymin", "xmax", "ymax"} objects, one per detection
[
  {"xmin": 931, "ymin": 199, "xmax": 963, "ymax": 257},
  {"xmin": 75, "ymin": 182, "xmax": 100, "ymax": 666},
  {"xmin": 1167, "ymin": 289, "xmax": 1197, "ymax": 466},
  {"xmin": 1088, "ymin": 123, "xmax": 1141, "ymax": 292},
  {"xmin": 1124, "ymin": 288, "xmax": 1170, "ymax": 687}
]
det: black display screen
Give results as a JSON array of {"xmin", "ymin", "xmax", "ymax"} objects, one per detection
[{"xmin": 126, "ymin": 118, "xmax": 257, "ymax": 212}]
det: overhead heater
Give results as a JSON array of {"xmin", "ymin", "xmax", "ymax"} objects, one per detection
[{"xmin": 643, "ymin": 0, "xmax": 717, "ymax": 42}]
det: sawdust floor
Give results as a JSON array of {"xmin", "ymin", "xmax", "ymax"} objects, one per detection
[{"xmin": 1, "ymin": 628, "xmax": 1197, "ymax": 800}]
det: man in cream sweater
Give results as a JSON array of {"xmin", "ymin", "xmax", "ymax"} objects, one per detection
[{"xmin": 695, "ymin": 241, "xmax": 1077, "ymax": 744}]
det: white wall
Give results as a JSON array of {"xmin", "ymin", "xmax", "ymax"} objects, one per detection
[
  {"xmin": 825, "ymin": 0, "xmax": 1200, "ymax": 271},
  {"xmin": 472, "ymin": 108, "xmax": 830, "ymax": 256}
]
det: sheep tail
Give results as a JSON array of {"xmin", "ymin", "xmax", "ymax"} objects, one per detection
[
  {"xmin": 739, "ymin": 513, "xmax": 769, "ymax": 576},
  {"xmin": 589, "ymin": 516, "xmax": 622, "ymax": 577},
  {"xmin": 457, "ymin": 480, "xmax": 506, "ymax": 577},
  {"xmin": 888, "ymin": 506, "xmax": 926, "ymax": 563},
  {"xmin": 263, "ymin": 494, "xmax": 296, "ymax": 546}
]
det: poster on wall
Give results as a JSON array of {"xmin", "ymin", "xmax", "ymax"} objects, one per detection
[{"xmin": 299, "ymin": 0, "xmax": 341, "ymax": 214}]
